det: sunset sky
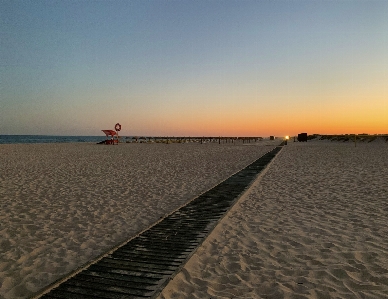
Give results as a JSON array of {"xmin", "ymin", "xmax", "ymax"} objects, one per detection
[{"xmin": 1, "ymin": 1, "xmax": 387, "ymax": 137}]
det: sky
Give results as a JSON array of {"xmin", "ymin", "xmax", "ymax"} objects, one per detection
[{"xmin": 1, "ymin": 0, "xmax": 387, "ymax": 137}]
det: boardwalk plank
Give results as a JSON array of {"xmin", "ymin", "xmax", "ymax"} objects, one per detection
[{"xmin": 38, "ymin": 146, "xmax": 283, "ymax": 299}]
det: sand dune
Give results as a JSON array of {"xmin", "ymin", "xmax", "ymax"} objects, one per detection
[
  {"xmin": 158, "ymin": 140, "xmax": 388, "ymax": 299},
  {"xmin": 0, "ymin": 140, "xmax": 278, "ymax": 299}
]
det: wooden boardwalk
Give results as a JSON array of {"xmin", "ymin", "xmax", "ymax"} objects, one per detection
[{"xmin": 37, "ymin": 145, "xmax": 284, "ymax": 299}]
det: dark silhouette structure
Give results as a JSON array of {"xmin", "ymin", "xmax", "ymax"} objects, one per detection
[{"xmin": 298, "ymin": 133, "xmax": 308, "ymax": 142}]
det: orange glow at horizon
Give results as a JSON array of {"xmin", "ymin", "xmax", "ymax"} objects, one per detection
[
  {"xmin": 123, "ymin": 106, "xmax": 387, "ymax": 137},
  {"xmin": 110, "ymin": 83, "xmax": 388, "ymax": 137}
]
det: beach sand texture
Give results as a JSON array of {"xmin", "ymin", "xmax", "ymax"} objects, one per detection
[
  {"xmin": 158, "ymin": 140, "xmax": 388, "ymax": 299},
  {"xmin": 0, "ymin": 141, "xmax": 278, "ymax": 299}
]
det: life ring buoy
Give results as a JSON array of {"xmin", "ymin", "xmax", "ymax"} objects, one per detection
[{"xmin": 115, "ymin": 123, "xmax": 121, "ymax": 131}]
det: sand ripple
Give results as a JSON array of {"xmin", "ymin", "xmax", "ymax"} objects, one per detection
[
  {"xmin": 0, "ymin": 141, "xmax": 276, "ymax": 299},
  {"xmin": 158, "ymin": 141, "xmax": 388, "ymax": 299}
]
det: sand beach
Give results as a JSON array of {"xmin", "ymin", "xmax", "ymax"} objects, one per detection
[
  {"xmin": 158, "ymin": 139, "xmax": 388, "ymax": 299},
  {"xmin": 3, "ymin": 1, "xmax": 388, "ymax": 298},
  {"xmin": 0, "ymin": 140, "xmax": 278, "ymax": 299},
  {"xmin": 1, "ymin": 139, "xmax": 387, "ymax": 298}
]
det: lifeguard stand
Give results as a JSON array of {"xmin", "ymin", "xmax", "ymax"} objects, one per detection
[{"xmin": 101, "ymin": 130, "xmax": 119, "ymax": 145}]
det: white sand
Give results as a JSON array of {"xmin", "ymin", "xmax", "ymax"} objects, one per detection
[
  {"xmin": 158, "ymin": 140, "xmax": 388, "ymax": 299},
  {"xmin": 0, "ymin": 140, "xmax": 279, "ymax": 299}
]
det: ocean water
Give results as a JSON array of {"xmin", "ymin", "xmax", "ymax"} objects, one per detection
[{"xmin": 0, "ymin": 135, "xmax": 107, "ymax": 144}]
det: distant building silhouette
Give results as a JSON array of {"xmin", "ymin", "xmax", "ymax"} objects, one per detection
[{"xmin": 298, "ymin": 133, "xmax": 308, "ymax": 142}]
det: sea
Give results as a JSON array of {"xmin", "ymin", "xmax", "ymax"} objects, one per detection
[{"xmin": 0, "ymin": 135, "xmax": 107, "ymax": 144}]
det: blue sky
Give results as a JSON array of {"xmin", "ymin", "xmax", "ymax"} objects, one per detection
[{"xmin": 1, "ymin": 1, "xmax": 387, "ymax": 136}]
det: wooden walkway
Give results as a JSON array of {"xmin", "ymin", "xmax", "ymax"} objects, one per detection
[{"xmin": 37, "ymin": 145, "xmax": 284, "ymax": 299}]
